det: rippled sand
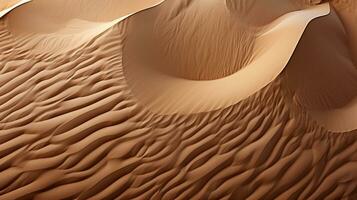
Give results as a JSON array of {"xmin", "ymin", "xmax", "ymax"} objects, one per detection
[{"xmin": 0, "ymin": 0, "xmax": 356, "ymax": 199}]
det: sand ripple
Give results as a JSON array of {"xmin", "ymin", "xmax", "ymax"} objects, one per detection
[{"xmin": 0, "ymin": 0, "xmax": 356, "ymax": 199}]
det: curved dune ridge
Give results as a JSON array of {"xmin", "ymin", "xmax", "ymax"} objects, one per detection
[
  {"xmin": 4, "ymin": 0, "xmax": 166, "ymax": 55},
  {"xmin": 124, "ymin": 0, "xmax": 328, "ymax": 81},
  {"xmin": 147, "ymin": 0, "xmax": 258, "ymax": 80},
  {"xmin": 282, "ymin": 7, "xmax": 357, "ymax": 132},
  {"xmin": 124, "ymin": 3, "xmax": 331, "ymax": 114},
  {"xmin": 0, "ymin": 0, "xmax": 356, "ymax": 199},
  {"xmin": 0, "ymin": 0, "xmax": 30, "ymax": 18}
]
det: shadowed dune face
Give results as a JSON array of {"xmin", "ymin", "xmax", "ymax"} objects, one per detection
[
  {"xmin": 123, "ymin": 3, "xmax": 336, "ymax": 115},
  {"xmin": 125, "ymin": 0, "xmax": 257, "ymax": 80},
  {"xmin": 124, "ymin": 0, "xmax": 327, "ymax": 80},
  {"xmin": 281, "ymin": 8, "xmax": 357, "ymax": 132},
  {"xmin": 226, "ymin": 0, "xmax": 327, "ymax": 25},
  {"xmin": 284, "ymin": 9, "xmax": 357, "ymax": 111},
  {"xmin": 331, "ymin": 0, "xmax": 357, "ymax": 65}
]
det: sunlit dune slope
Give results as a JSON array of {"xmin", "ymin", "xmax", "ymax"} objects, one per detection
[
  {"xmin": 0, "ymin": 0, "xmax": 30, "ymax": 18},
  {"xmin": 3, "ymin": 0, "xmax": 165, "ymax": 54}
]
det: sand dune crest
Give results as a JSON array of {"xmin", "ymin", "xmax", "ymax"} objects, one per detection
[
  {"xmin": 0, "ymin": 0, "xmax": 30, "ymax": 18},
  {"xmin": 282, "ymin": 8, "xmax": 357, "ymax": 132},
  {"xmin": 4, "ymin": 0, "xmax": 166, "ymax": 55},
  {"xmin": 123, "ymin": 3, "xmax": 331, "ymax": 115}
]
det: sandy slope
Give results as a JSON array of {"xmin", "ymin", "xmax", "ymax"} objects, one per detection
[
  {"xmin": 123, "ymin": 3, "xmax": 330, "ymax": 115},
  {"xmin": 0, "ymin": 0, "xmax": 30, "ymax": 18},
  {"xmin": 282, "ymin": 7, "xmax": 357, "ymax": 132},
  {"xmin": 0, "ymin": 0, "xmax": 356, "ymax": 199},
  {"xmin": 4, "ymin": 0, "xmax": 166, "ymax": 54},
  {"xmin": 332, "ymin": 0, "xmax": 357, "ymax": 65}
]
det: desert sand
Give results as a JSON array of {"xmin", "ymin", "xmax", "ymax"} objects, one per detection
[
  {"xmin": 123, "ymin": 3, "xmax": 331, "ymax": 115},
  {"xmin": 0, "ymin": 0, "xmax": 356, "ymax": 199},
  {"xmin": 0, "ymin": 0, "xmax": 29, "ymax": 17}
]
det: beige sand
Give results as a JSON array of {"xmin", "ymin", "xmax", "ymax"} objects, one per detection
[
  {"xmin": 0, "ymin": 0, "xmax": 356, "ymax": 199},
  {"xmin": 0, "ymin": 0, "xmax": 30, "ymax": 18},
  {"xmin": 281, "ymin": 7, "xmax": 357, "ymax": 132},
  {"xmin": 124, "ymin": 3, "xmax": 331, "ymax": 115},
  {"xmin": 4, "ymin": 0, "xmax": 166, "ymax": 54},
  {"xmin": 332, "ymin": 0, "xmax": 357, "ymax": 65}
]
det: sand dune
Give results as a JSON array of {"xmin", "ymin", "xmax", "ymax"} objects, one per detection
[
  {"xmin": 0, "ymin": 0, "xmax": 30, "ymax": 18},
  {"xmin": 4, "ymin": 0, "xmax": 165, "ymax": 55},
  {"xmin": 0, "ymin": 0, "xmax": 356, "ymax": 199},
  {"xmin": 124, "ymin": 3, "xmax": 330, "ymax": 115},
  {"xmin": 282, "ymin": 7, "xmax": 357, "ymax": 132},
  {"xmin": 332, "ymin": 0, "xmax": 357, "ymax": 65}
]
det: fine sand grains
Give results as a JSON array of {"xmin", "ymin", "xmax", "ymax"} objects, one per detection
[
  {"xmin": 0, "ymin": 0, "xmax": 356, "ymax": 199},
  {"xmin": 0, "ymin": 0, "xmax": 23, "ymax": 11},
  {"xmin": 122, "ymin": 3, "xmax": 332, "ymax": 115},
  {"xmin": 0, "ymin": 0, "xmax": 30, "ymax": 18}
]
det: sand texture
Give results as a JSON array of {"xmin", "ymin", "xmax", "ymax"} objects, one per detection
[
  {"xmin": 0, "ymin": 0, "xmax": 356, "ymax": 199},
  {"xmin": 0, "ymin": 0, "xmax": 30, "ymax": 18}
]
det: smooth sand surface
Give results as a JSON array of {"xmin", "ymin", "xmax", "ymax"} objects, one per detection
[
  {"xmin": 332, "ymin": 0, "xmax": 357, "ymax": 65},
  {"xmin": 310, "ymin": 98, "xmax": 357, "ymax": 132},
  {"xmin": 0, "ymin": 0, "xmax": 356, "ymax": 199},
  {"xmin": 282, "ymin": 7, "xmax": 357, "ymax": 132},
  {"xmin": 0, "ymin": 0, "xmax": 30, "ymax": 18}
]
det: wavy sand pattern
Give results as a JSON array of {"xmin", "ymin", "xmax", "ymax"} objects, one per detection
[{"xmin": 0, "ymin": 0, "xmax": 356, "ymax": 199}]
